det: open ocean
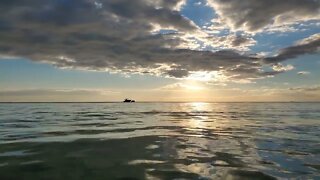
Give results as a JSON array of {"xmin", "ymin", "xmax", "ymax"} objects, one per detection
[{"xmin": 0, "ymin": 102, "xmax": 319, "ymax": 179}]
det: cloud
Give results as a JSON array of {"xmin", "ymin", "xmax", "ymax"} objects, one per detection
[
  {"xmin": 207, "ymin": 0, "xmax": 320, "ymax": 32},
  {"xmin": 289, "ymin": 86, "xmax": 320, "ymax": 92},
  {"xmin": 159, "ymin": 83, "xmax": 204, "ymax": 91},
  {"xmin": 264, "ymin": 33, "xmax": 320, "ymax": 63},
  {"xmin": 203, "ymin": 34, "xmax": 256, "ymax": 51},
  {"xmin": 0, "ymin": 0, "xmax": 263, "ymax": 81},
  {"xmin": 0, "ymin": 88, "xmax": 119, "ymax": 102},
  {"xmin": 0, "ymin": 89, "xmax": 116, "ymax": 96},
  {"xmin": 164, "ymin": 68, "xmax": 190, "ymax": 78},
  {"xmin": 272, "ymin": 63, "xmax": 294, "ymax": 72},
  {"xmin": 0, "ymin": 0, "xmax": 318, "ymax": 84},
  {"xmin": 297, "ymin": 71, "xmax": 310, "ymax": 75}
]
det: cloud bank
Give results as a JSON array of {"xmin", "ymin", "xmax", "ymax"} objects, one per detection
[
  {"xmin": 0, "ymin": 0, "xmax": 319, "ymax": 83},
  {"xmin": 264, "ymin": 33, "xmax": 320, "ymax": 63},
  {"xmin": 208, "ymin": 0, "xmax": 320, "ymax": 32}
]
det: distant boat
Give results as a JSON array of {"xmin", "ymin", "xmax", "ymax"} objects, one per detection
[{"xmin": 123, "ymin": 98, "xmax": 135, "ymax": 103}]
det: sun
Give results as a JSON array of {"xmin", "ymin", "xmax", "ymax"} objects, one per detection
[{"xmin": 180, "ymin": 81, "xmax": 205, "ymax": 91}]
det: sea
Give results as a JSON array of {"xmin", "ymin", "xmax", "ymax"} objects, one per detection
[{"xmin": 0, "ymin": 102, "xmax": 319, "ymax": 179}]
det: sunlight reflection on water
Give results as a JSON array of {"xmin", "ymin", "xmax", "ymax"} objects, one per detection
[{"xmin": 0, "ymin": 102, "xmax": 319, "ymax": 179}]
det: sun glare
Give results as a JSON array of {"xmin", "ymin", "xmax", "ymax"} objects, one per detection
[
  {"xmin": 184, "ymin": 84, "xmax": 204, "ymax": 91},
  {"xmin": 185, "ymin": 71, "xmax": 228, "ymax": 84}
]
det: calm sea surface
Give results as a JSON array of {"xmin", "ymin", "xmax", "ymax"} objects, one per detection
[{"xmin": 0, "ymin": 103, "xmax": 319, "ymax": 179}]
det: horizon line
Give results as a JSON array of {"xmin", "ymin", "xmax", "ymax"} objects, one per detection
[{"xmin": 1, "ymin": 101, "xmax": 320, "ymax": 103}]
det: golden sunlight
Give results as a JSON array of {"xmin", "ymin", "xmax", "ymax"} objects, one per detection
[{"xmin": 186, "ymin": 71, "xmax": 228, "ymax": 82}]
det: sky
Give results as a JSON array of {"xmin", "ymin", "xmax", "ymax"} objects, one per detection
[{"xmin": 0, "ymin": 0, "xmax": 320, "ymax": 102}]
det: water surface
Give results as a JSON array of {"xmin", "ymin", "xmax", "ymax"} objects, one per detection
[{"xmin": 0, "ymin": 103, "xmax": 319, "ymax": 179}]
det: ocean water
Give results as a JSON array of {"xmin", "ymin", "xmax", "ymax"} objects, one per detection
[{"xmin": 0, "ymin": 102, "xmax": 319, "ymax": 179}]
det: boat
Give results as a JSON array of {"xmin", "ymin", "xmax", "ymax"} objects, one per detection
[{"xmin": 123, "ymin": 98, "xmax": 135, "ymax": 103}]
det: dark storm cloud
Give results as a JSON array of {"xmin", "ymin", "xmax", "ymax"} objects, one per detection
[
  {"xmin": 208, "ymin": 0, "xmax": 320, "ymax": 32},
  {"xmin": 0, "ymin": 0, "xmax": 318, "ymax": 82}
]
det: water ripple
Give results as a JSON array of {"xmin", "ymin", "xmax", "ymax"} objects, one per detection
[{"xmin": 0, "ymin": 102, "xmax": 319, "ymax": 179}]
